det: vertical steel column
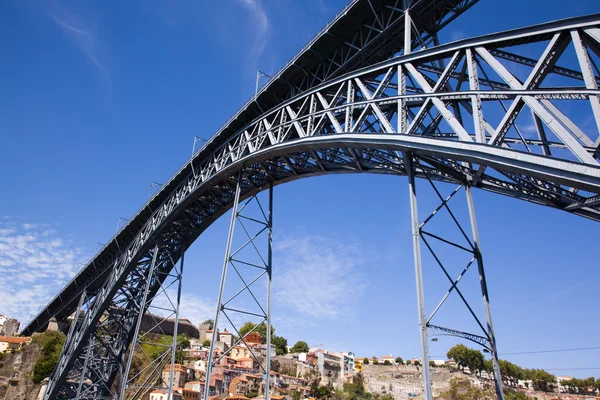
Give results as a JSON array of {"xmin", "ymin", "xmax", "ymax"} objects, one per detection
[
  {"xmin": 204, "ymin": 174, "xmax": 243, "ymax": 400},
  {"xmin": 404, "ymin": 1, "xmax": 411, "ymax": 55},
  {"xmin": 406, "ymin": 153, "xmax": 432, "ymax": 400},
  {"xmin": 264, "ymin": 182, "xmax": 273, "ymax": 400},
  {"xmin": 465, "ymin": 186, "xmax": 504, "ymax": 400},
  {"xmin": 168, "ymin": 249, "xmax": 185, "ymax": 399},
  {"xmin": 119, "ymin": 247, "xmax": 159, "ymax": 399}
]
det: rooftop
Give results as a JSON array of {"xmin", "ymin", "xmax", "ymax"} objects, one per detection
[{"xmin": 0, "ymin": 336, "xmax": 30, "ymax": 344}]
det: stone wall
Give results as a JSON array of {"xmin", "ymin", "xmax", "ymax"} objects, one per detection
[
  {"xmin": 363, "ymin": 364, "xmax": 460, "ymax": 399},
  {"xmin": 139, "ymin": 314, "xmax": 200, "ymax": 338},
  {"xmin": 0, "ymin": 319, "xmax": 20, "ymax": 337}
]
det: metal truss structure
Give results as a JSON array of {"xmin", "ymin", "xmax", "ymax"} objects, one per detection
[
  {"xmin": 19, "ymin": 1, "xmax": 600, "ymax": 399},
  {"xmin": 204, "ymin": 177, "xmax": 274, "ymax": 400},
  {"xmin": 406, "ymin": 156, "xmax": 504, "ymax": 399},
  {"xmin": 118, "ymin": 248, "xmax": 185, "ymax": 400}
]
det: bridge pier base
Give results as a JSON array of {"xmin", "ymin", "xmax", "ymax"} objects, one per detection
[{"xmin": 405, "ymin": 153, "xmax": 505, "ymax": 400}]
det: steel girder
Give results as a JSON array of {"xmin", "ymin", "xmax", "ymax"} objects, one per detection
[
  {"xmin": 35, "ymin": 14, "xmax": 600, "ymax": 399},
  {"xmin": 212, "ymin": 0, "xmax": 479, "ymax": 153}
]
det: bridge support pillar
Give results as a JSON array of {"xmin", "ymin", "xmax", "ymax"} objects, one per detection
[
  {"xmin": 406, "ymin": 152, "xmax": 433, "ymax": 400},
  {"xmin": 405, "ymin": 153, "xmax": 504, "ymax": 400},
  {"xmin": 465, "ymin": 186, "xmax": 504, "ymax": 400},
  {"xmin": 205, "ymin": 175, "xmax": 274, "ymax": 400},
  {"xmin": 117, "ymin": 245, "xmax": 186, "ymax": 400}
]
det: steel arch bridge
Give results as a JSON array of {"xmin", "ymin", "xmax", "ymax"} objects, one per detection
[{"xmin": 23, "ymin": 1, "xmax": 600, "ymax": 399}]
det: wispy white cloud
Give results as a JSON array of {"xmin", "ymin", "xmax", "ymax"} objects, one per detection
[
  {"xmin": 0, "ymin": 219, "xmax": 87, "ymax": 327},
  {"xmin": 151, "ymin": 290, "xmax": 216, "ymax": 327},
  {"xmin": 235, "ymin": 0, "xmax": 270, "ymax": 73},
  {"xmin": 273, "ymin": 234, "xmax": 368, "ymax": 320},
  {"xmin": 50, "ymin": 4, "xmax": 111, "ymax": 87}
]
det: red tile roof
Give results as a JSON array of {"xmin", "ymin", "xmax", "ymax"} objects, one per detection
[{"xmin": 0, "ymin": 336, "xmax": 30, "ymax": 344}]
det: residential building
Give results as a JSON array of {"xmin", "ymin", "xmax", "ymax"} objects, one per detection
[
  {"xmin": 245, "ymin": 332, "xmax": 261, "ymax": 344},
  {"xmin": 245, "ymin": 374, "xmax": 262, "ymax": 394},
  {"xmin": 192, "ymin": 359, "xmax": 207, "ymax": 373},
  {"xmin": 218, "ymin": 330, "xmax": 233, "ymax": 348},
  {"xmin": 444, "ymin": 359, "xmax": 457, "ymax": 368},
  {"xmin": 354, "ymin": 359, "xmax": 363, "ymax": 373},
  {"xmin": 557, "ymin": 376, "xmax": 574, "ymax": 393},
  {"xmin": 380, "ymin": 355, "xmax": 394, "ymax": 365},
  {"xmin": 317, "ymin": 351, "xmax": 342, "ymax": 381},
  {"xmin": 305, "ymin": 352, "xmax": 318, "ymax": 367},
  {"xmin": 189, "ymin": 339, "xmax": 205, "ymax": 350},
  {"xmin": 249, "ymin": 342, "xmax": 275, "ymax": 358},
  {"xmin": 236, "ymin": 358, "xmax": 256, "ymax": 370},
  {"xmin": 228, "ymin": 376, "xmax": 249, "ymax": 396},
  {"xmin": 149, "ymin": 389, "xmax": 183, "ymax": 400},
  {"xmin": 517, "ymin": 379, "xmax": 533, "ymax": 390},
  {"xmin": 185, "ymin": 380, "xmax": 214, "ymax": 399},
  {"xmin": 0, "ymin": 336, "xmax": 31, "ymax": 353},
  {"xmin": 230, "ymin": 345, "xmax": 253, "ymax": 360},
  {"xmin": 179, "ymin": 388, "xmax": 202, "ymax": 400},
  {"xmin": 185, "ymin": 381, "xmax": 204, "ymax": 393},
  {"xmin": 162, "ymin": 364, "xmax": 188, "ymax": 389},
  {"xmin": 335, "ymin": 352, "xmax": 355, "ymax": 377}
]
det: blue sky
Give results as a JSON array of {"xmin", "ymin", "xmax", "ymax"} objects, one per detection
[{"xmin": 1, "ymin": 0, "xmax": 599, "ymax": 379}]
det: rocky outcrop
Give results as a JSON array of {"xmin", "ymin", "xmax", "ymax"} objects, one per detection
[
  {"xmin": 363, "ymin": 364, "xmax": 472, "ymax": 399},
  {"xmin": 0, "ymin": 343, "xmax": 44, "ymax": 400}
]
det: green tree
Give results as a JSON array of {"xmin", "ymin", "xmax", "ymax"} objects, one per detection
[
  {"xmin": 405, "ymin": 360, "xmax": 412, "ymax": 366},
  {"xmin": 395, "ymin": 357, "xmax": 403, "ymax": 365},
  {"xmin": 344, "ymin": 373, "xmax": 366, "ymax": 397},
  {"xmin": 413, "ymin": 360, "xmax": 421, "ymax": 367},
  {"xmin": 201, "ymin": 319, "xmax": 214, "ymax": 329},
  {"xmin": 530, "ymin": 368, "xmax": 556, "ymax": 392},
  {"xmin": 447, "ymin": 344, "xmax": 469, "ymax": 371},
  {"xmin": 429, "ymin": 361, "xmax": 436, "ymax": 368},
  {"xmin": 373, "ymin": 359, "xmax": 379, "ymax": 365},
  {"xmin": 238, "ymin": 321, "xmax": 275, "ymax": 344},
  {"xmin": 383, "ymin": 360, "xmax": 391, "ymax": 366},
  {"xmin": 291, "ymin": 340, "xmax": 310, "ymax": 353},
  {"xmin": 363, "ymin": 358, "xmax": 369, "ymax": 365},
  {"xmin": 202, "ymin": 339, "xmax": 211, "ymax": 347},
  {"xmin": 464, "ymin": 348, "xmax": 484, "ymax": 375},
  {"xmin": 33, "ymin": 331, "xmax": 66, "ymax": 383},
  {"xmin": 483, "ymin": 359, "xmax": 493, "ymax": 373},
  {"xmin": 272, "ymin": 335, "xmax": 288, "ymax": 355}
]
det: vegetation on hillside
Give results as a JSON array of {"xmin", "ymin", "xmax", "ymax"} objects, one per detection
[
  {"xmin": 561, "ymin": 377, "xmax": 600, "ymax": 394},
  {"xmin": 238, "ymin": 321, "xmax": 288, "ymax": 355},
  {"xmin": 308, "ymin": 373, "xmax": 394, "ymax": 400},
  {"xmin": 32, "ymin": 331, "xmax": 66, "ymax": 383},
  {"xmin": 446, "ymin": 344, "xmax": 557, "ymax": 392},
  {"xmin": 290, "ymin": 340, "xmax": 310, "ymax": 353},
  {"xmin": 436, "ymin": 377, "xmax": 495, "ymax": 400}
]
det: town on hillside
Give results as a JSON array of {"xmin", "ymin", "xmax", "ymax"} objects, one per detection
[{"xmin": 0, "ymin": 314, "xmax": 599, "ymax": 400}]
